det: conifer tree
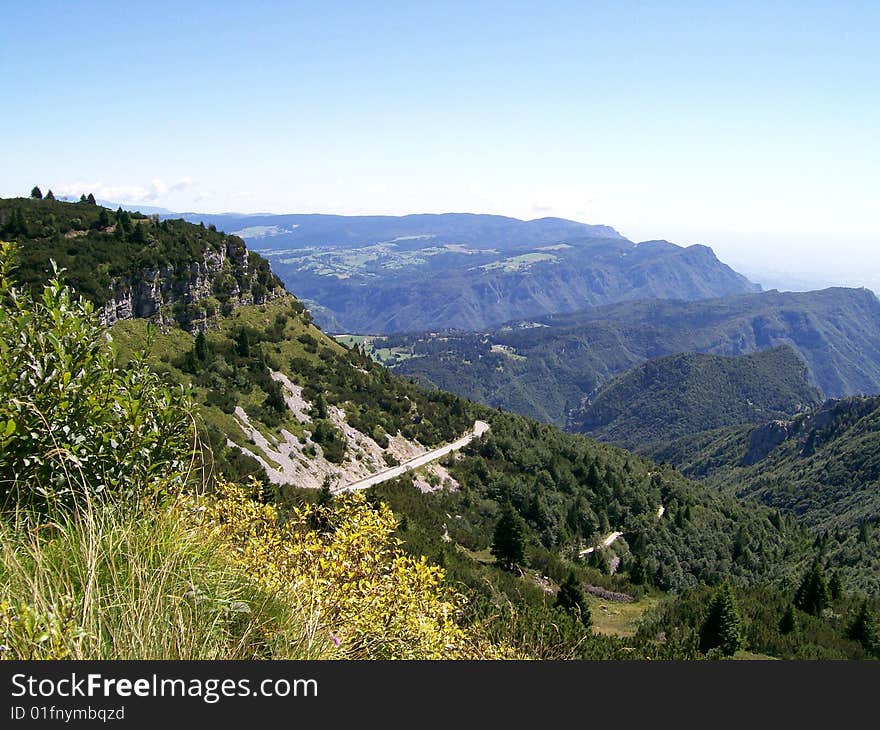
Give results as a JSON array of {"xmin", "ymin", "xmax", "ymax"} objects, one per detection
[
  {"xmin": 829, "ymin": 572, "xmax": 843, "ymax": 602},
  {"xmin": 45, "ymin": 189, "xmax": 55, "ymax": 200},
  {"xmin": 779, "ymin": 603, "xmax": 798, "ymax": 635},
  {"xmin": 555, "ymin": 571, "xmax": 591, "ymax": 626},
  {"xmin": 86, "ymin": 193, "xmax": 96, "ymax": 205},
  {"xmin": 491, "ymin": 501, "xmax": 526, "ymax": 571},
  {"xmin": 629, "ymin": 554, "xmax": 647, "ymax": 585},
  {"xmin": 794, "ymin": 561, "xmax": 831, "ymax": 616},
  {"xmin": 30, "ymin": 186, "xmax": 42, "ymax": 199},
  {"xmin": 194, "ymin": 332, "xmax": 208, "ymax": 362},
  {"xmin": 699, "ymin": 582, "xmax": 742, "ymax": 656},
  {"xmin": 847, "ymin": 600, "xmax": 879, "ymax": 654}
]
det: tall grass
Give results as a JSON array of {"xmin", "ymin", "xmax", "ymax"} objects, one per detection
[{"xmin": 0, "ymin": 498, "xmax": 331, "ymax": 660}]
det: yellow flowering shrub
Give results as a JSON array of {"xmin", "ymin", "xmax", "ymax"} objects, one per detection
[{"xmin": 193, "ymin": 480, "xmax": 471, "ymax": 659}]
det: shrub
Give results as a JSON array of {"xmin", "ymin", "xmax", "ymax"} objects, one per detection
[{"xmin": 0, "ymin": 242, "xmax": 196, "ymax": 511}]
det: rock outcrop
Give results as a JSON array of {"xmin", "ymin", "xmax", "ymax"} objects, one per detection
[{"xmin": 99, "ymin": 237, "xmax": 283, "ymax": 332}]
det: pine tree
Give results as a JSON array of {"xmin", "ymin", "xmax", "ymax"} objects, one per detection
[
  {"xmin": 86, "ymin": 193, "xmax": 96, "ymax": 205},
  {"xmin": 794, "ymin": 562, "xmax": 831, "ymax": 616},
  {"xmin": 80, "ymin": 194, "xmax": 88, "ymax": 203},
  {"xmin": 491, "ymin": 501, "xmax": 526, "ymax": 571},
  {"xmin": 699, "ymin": 582, "xmax": 742, "ymax": 656},
  {"xmin": 98, "ymin": 208, "xmax": 112, "ymax": 228},
  {"xmin": 311, "ymin": 392, "xmax": 328, "ymax": 420},
  {"xmin": 45, "ymin": 189, "xmax": 55, "ymax": 200},
  {"xmin": 555, "ymin": 571, "xmax": 591, "ymax": 626},
  {"xmin": 829, "ymin": 572, "xmax": 843, "ymax": 602},
  {"xmin": 847, "ymin": 600, "xmax": 879, "ymax": 654},
  {"xmin": 30, "ymin": 186, "xmax": 42, "ymax": 199},
  {"xmin": 234, "ymin": 329, "xmax": 250, "ymax": 357},
  {"xmin": 779, "ymin": 603, "xmax": 798, "ymax": 635}
]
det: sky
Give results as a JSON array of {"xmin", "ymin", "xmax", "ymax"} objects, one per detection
[{"xmin": 2, "ymin": 1, "xmax": 878, "ymax": 290}]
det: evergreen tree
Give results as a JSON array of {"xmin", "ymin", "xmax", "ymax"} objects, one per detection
[
  {"xmin": 829, "ymin": 571, "xmax": 843, "ymax": 602},
  {"xmin": 491, "ymin": 501, "xmax": 526, "ymax": 571},
  {"xmin": 588, "ymin": 547, "xmax": 608, "ymax": 574},
  {"xmin": 98, "ymin": 208, "xmax": 112, "ymax": 228},
  {"xmin": 779, "ymin": 603, "xmax": 798, "ymax": 635},
  {"xmin": 629, "ymin": 554, "xmax": 647, "ymax": 585},
  {"xmin": 86, "ymin": 193, "xmax": 96, "ymax": 205},
  {"xmin": 311, "ymin": 392, "xmax": 328, "ymax": 419},
  {"xmin": 30, "ymin": 186, "xmax": 42, "ymax": 199},
  {"xmin": 194, "ymin": 332, "xmax": 208, "ymax": 362},
  {"xmin": 555, "ymin": 571, "xmax": 591, "ymax": 626},
  {"xmin": 699, "ymin": 582, "xmax": 742, "ymax": 656},
  {"xmin": 131, "ymin": 222, "xmax": 147, "ymax": 244},
  {"xmin": 45, "ymin": 189, "xmax": 55, "ymax": 200},
  {"xmin": 79, "ymin": 194, "xmax": 88, "ymax": 203},
  {"xmin": 794, "ymin": 561, "xmax": 831, "ymax": 616},
  {"xmin": 234, "ymin": 328, "xmax": 250, "ymax": 357},
  {"xmin": 847, "ymin": 600, "xmax": 879, "ymax": 654}
]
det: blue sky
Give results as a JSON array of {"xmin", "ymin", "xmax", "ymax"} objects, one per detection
[{"xmin": 2, "ymin": 1, "xmax": 878, "ymax": 289}]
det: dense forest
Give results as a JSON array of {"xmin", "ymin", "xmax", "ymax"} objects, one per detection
[
  {"xmin": 575, "ymin": 347, "xmax": 822, "ymax": 450},
  {"xmin": 389, "ymin": 287, "xmax": 880, "ymax": 426}
]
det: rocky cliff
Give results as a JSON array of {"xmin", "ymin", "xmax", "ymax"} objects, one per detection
[
  {"xmin": 1, "ymin": 196, "xmax": 285, "ymax": 333},
  {"xmin": 99, "ymin": 237, "xmax": 285, "ymax": 332}
]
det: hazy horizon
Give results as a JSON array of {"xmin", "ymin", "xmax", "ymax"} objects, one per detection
[{"xmin": 3, "ymin": 1, "xmax": 878, "ymax": 293}]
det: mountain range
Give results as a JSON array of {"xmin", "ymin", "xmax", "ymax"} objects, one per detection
[
  {"xmin": 168, "ymin": 211, "xmax": 760, "ymax": 333},
  {"xmin": 388, "ymin": 287, "xmax": 880, "ymax": 427}
]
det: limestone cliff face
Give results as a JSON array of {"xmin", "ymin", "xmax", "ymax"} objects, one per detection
[{"xmin": 99, "ymin": 237, "xmax": 284, "ymax": 332}]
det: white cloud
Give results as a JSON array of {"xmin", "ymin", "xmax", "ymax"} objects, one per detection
[{"xmin": 55, "ymin": 178, "xmax": 195, "ymax": 204}]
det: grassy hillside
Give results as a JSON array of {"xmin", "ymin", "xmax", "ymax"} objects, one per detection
[
  {"xmin": 390, "ymin": 287, "xmax": 880, "ymax": 426},
  {"xmin": 575, "ymin": 347, "xmax": 822, "ymax": 450}
]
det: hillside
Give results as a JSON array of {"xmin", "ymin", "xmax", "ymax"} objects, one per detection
[
  {"xmin": 0, "ymin": 196, "xmax": 284, "ymax": 332},
  {"xmin": 575, "ymin": 347, "xmax": 823, "ymax": 451},
  {"xmin": 649, "ymin": 396, "xmax": 880, "ymax": 596},
  {"xmin": 4, "ymin": 202, "xmax": 875, "ymax": 659},
  {"xmin": 172, "ymin": 211, "xmax": 759, "ymax": 333},
  {"xmin": 389, "ymin": 287, "xmax": 880, "ymax": 426}
]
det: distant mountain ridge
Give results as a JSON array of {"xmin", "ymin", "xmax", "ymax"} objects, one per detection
[{"xmin": 164, "ymin": 211, "xmax": 759, "ymax": 333}]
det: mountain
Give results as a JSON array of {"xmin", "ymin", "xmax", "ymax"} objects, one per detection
[
  {"xmin": 10, "ymin": 194, "xmax": 872, "ymax": 660},
  {"xmin": 0, "ymin": 196, "xmax": 284, "ymax": 332},
  {"xmin": 574, "ymin": 347, "xmax": 823, "ymax": 451},
  {"xmin": 169, "ymin": 211, "xmax": 759, "ymax": 333},
  {"xmin": 388, "ymin": 287, "xmax": 880, "ymax": 427},
  {"xmin": 649, "ymin": 396, "xmax": 880, "ymax": 596}
]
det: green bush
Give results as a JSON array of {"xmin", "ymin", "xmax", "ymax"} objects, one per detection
[{"xmin": 0, "ymin": 242, "xmax": 196, "ymax": 511}]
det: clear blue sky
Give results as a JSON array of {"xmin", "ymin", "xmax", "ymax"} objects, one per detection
[{"xmin": 2, "ymin": 1, "xmax": 878, "ymax": 289}]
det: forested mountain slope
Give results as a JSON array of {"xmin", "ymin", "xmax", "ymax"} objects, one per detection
[
  {"xmin": 5, "ymin": 196, "xmax": 876, "ymax": 659},
  {"xmin": 575, "ymin": 347, "xmax": 823, "ymax": 450},
  {"xmin": 389, "ymin": 287, "xmax": 880, "ymax": 426}
]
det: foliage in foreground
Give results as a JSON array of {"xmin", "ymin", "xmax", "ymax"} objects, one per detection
[
  {"xmin": 0, "ymin": 250, "xmax": 502, "ymax": 659},
  {"xmin": 0, "ymin": 241, "xmax": 195, "ymax": 511},
  {"xmin": 196, "ymin": 480, "xmax": 505, "ymax": 659}
]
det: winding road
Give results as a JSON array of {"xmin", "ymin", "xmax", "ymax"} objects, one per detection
[
  {"xmin": 334, "ymin": 420, "xmax": 490, "ymax": 494},
  {"xmin": 578, "ymin": 503, "xmax": 666, "ymax": 558}
]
